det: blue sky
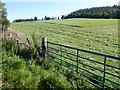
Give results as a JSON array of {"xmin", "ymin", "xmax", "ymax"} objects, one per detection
[{"xmin": 5, "ymin": 0, "xmax": 120, "ymax": 22}]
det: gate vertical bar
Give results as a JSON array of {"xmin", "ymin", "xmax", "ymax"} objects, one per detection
[
  {"xmin": 60, "ymin": 45, "xmax": 62, "ymax": 65},
  {"xmin": 77, "ymin": 50, "xmax": 79, "ymax": 90},
  {"xmin": 47, "ymin": 41, "xmax": 49, "ymax": 60},
  {"xmin": 103, "ymin": 57, "xmax": 107, "ymax": 90},
  {"xmin": 77, "ymin": 50, "xmax": 79, "ymax": 74}
]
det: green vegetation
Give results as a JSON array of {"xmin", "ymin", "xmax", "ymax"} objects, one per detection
[
  {"xmin": 2, "ymin": 39, "xmax": 97, "ymax": 89},
  {"xmin": 9, "ymin": 18, "xmax": 119, "ymax": 89},
  {"xmin": 10, "ymin": 18, "xmax": 118, "ymax": 56},
  {"xmin": 1, "ymin": 1, "xmax": 10, "ymax": 88},
  {"xmin": 63, "ymin": 5, "xmax": 120, "ymax": 19},
  {"xmin": 0, "ymin": 2, "xmax": 10, "ymax": 32},
  {"xmin": 1, "ymin": 1, "xmax": 119, "ymax": 89},
  {"xmin": 0, "ymin": 2, "xmax": 3, "ymax": 30}
]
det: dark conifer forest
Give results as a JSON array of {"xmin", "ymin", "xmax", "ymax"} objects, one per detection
[{"xmin": 62, "ymin": 5, "xmax": 120, "ymax": 19}]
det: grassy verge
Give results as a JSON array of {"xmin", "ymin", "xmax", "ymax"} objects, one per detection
[{"xmin": 2, "ymin": 37, "xmax": 100, "ymax": 89}]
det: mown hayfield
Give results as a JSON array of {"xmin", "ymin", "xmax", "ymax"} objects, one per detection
[
  {"xmin": 9, "ymin": 18, "xmax": 120, "ymax": 89},
  {"xmin": 10, "ymin": 18, "xmax": 118, "ymax": 56}
]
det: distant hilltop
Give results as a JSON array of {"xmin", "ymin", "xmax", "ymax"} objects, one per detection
[{"xmin": 62, "ymin": 5, "xmax": 120, "ymax": 19}]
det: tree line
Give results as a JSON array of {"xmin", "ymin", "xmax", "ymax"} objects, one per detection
[
  {"xmin": 13, "ymin": 16, "xmax": 60, "ymax": 22},
  {"xmin": 62, "ymin": 5, "xmax": 120, "ymax": 19},
  {"xmin": 13, "ymin": 5, "xmax": 120, "ymax": 23},
  {"xmin": 13, "ymin": 17, "xmax": 38, "ymax": 22},
  {"xmin": 41, "ymin": 15, "xmax": 60, "ymax": 20}
]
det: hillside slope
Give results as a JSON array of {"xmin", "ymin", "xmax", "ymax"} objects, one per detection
[{"xmin": 10, "ymin": 18, "xmax": 118, "ymax": 56}]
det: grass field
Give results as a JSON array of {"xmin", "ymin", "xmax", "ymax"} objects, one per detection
[
  {"xmin": 10, "ymin": 18, "xmax": 118, "ymax": 56},
  {"xmin": 6, "ymin": 18, "xmax": 119, "ymax": 89}
]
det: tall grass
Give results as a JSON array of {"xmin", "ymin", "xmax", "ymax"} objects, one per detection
[{"xmin": 2, "ymin": 37, "xmax": 98, "ymax": 89}]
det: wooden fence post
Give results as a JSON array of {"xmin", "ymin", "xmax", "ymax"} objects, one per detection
[{"xmin": 42, "ymin": 37, "xmax": 47, "ymax": 58}]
